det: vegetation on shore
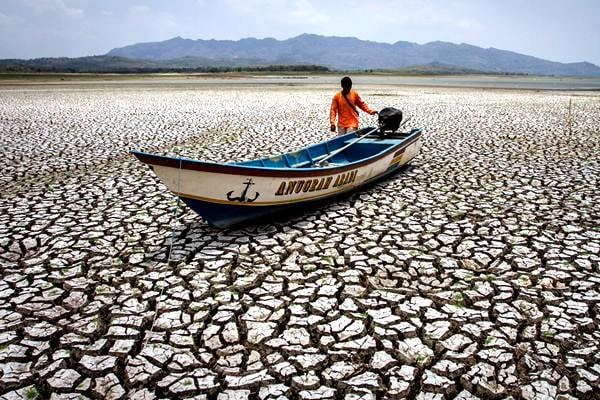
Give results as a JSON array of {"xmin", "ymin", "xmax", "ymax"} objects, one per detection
[
  {"xmin": 0, "ymin": 55, "xmax": 331, "ymax": 74},
  {"xmin": 0, "ymin": 55, "xmax": 515, "ymax": 77}
]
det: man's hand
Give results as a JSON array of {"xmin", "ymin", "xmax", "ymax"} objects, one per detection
[{"xmin": 330, "ymin": 125, "xmax": 336, "ymax": 132}]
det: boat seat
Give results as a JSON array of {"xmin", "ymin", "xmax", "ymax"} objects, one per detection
[{"xmin": 344, "ymin": 138, "xmax": 405, "ymax": 145}]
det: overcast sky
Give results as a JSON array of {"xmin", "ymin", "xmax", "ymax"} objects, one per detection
[{"xmin": 1, "ymin": 0, "xmax": 599, "ymax": 65}]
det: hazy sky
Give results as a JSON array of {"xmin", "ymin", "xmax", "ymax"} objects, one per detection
[{"xmin": 1, "ymin": 0, "xmax": 599, "ymax": 65}]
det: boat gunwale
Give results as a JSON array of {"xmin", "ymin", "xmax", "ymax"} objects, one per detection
[{"xmin": 130, "ymin": 129, "xmax": 422, "ymax": 178}]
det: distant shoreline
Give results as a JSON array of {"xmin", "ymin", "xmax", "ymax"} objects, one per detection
[{"xmin": 1, "ymin": 73, "xmax": 599, "ymax": 91}]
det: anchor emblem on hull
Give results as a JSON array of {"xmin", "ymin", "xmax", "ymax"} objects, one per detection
[{"xmin": 227, "ymin": 178, "xmax": 260, "ymax": 203}]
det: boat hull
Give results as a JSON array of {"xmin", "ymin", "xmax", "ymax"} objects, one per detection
[
  {"xmin": 131, "ymin": 128, "xmax": 422, "ymax": 227},
  {"xmin": 180, "ymin": 161, "xmax": 412, "ymax": 227}
]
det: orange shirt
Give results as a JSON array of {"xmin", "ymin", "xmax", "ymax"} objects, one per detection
[{"xmin": 330, "ymin": 90, "xmax": 374, "ymax": 128}]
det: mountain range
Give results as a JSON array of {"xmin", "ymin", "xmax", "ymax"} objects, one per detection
[
  {"xmin": 106, "ymin": 33, "xmax": 600, "ymax": 77},
  {"xmin": 2, "ymin": 34, "xmax": 599, "ymax": 76}
]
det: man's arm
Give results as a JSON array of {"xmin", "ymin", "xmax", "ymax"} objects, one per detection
[
  {"xmin": 355, "ymin": 92, "xmax": 376, "ymax": 115},
  {"xmin": 330, "ymin": 94, "xmax": 338, "ymax": 130}
]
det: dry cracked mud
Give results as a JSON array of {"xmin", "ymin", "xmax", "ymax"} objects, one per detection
[{"xmin": 0, "ymin": 80, "xmax": 599, "ymax": 399}]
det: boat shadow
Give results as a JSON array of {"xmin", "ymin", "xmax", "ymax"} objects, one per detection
[{"xmin": 144, "ymin": 163, "xmax": 417, "ymax": 263}]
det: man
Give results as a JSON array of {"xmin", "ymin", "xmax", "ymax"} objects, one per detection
[{"xmin": 330, "ymin": 76, "xmax": 377, "ymax": 135}]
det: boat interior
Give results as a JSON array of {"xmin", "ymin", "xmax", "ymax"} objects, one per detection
[{"xmin": 236, "ymin": 127, "xmax": 419, "ymax": 169}]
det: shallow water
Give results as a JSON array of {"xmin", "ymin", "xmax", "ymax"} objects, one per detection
[
  {"xmin": 256, "ymin": 75, "xmax": 600, "ymax": 90},
  {"xmin": 4, "ymin": 74, "xmax": 600, "ymax": 90}
]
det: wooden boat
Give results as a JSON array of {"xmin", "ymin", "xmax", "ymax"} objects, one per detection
[{"xmin": 131, "ymin": 126, "xmax": 423, "ymax": 227}]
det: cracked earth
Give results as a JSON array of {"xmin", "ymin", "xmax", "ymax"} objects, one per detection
[{"xmin": 0, "ymin": 81, "xmax": 599, "ymax": 399}]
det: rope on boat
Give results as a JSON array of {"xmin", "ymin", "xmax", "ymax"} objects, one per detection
[{"xmin": 145, "ymin": 157, "xmax": 182, "ymax": 346}]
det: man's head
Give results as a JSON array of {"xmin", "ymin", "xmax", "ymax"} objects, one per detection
[{"xmin": 341, "ymin": 76, "xmax": 352, "ymax": 93}]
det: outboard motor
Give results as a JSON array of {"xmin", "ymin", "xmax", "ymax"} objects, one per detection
[{"xmin": 378, "ymin": 107, "xmax": 403, "ymax": 137}]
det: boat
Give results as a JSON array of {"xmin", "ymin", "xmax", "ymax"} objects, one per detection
[{"xmin": 130, "ymin": 126, "xmax": 423, "ymax": 227}]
